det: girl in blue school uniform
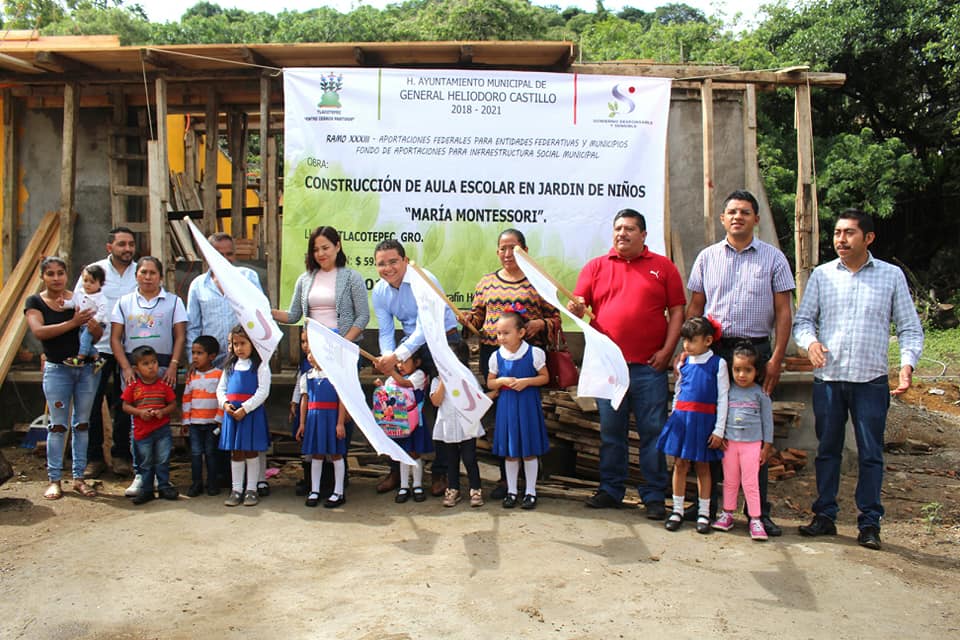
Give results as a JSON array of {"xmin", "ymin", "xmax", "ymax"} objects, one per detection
[
  {"xmin": 375, "ymin": 348, "xmax": 431, "ymax": 504},
  {"xmin": 487, "ymin": 307, "xmax": 550, "ymax": 510},
  {"xmin": 297, "ymin": 345, "xmax": 347, "ymax": 509},
  {"xmin": 657, "ymin": 316, "xmax": 728, "ymax": 534},
  {"xmin": 217, "ymin": 324, "xmax": 272, "ymax": 508}
]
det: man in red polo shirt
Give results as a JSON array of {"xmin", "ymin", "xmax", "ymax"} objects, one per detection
[{"xmin": 568, "ymin": 209, "xmax": 685, "ymax": 518}]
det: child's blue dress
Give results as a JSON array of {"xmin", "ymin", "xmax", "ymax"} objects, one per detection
[
  {"xmin": 302, "ymin": 372, "xmax": 346, "ymax": 456},
  {"xmin": 492, "ymin": 345, "xmax": 549, "ymax": 458},
  {"xmin": 657, "ymin": 354, "xmax": 723, "ymax": 463},
  {"xmin": 219, "ymin": 365, "xmax": 270, "ymax": 452}
]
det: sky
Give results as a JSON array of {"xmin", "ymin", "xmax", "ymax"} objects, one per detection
[{"xmin": 139, "ymin": 0, "xmax": 773, "ymax": 27}]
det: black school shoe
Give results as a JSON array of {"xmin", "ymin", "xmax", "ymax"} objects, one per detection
[
  {"xmin": 324, "ymin": 493, "xmax": 345, "ymax": 508},
  {"xmin": 585, "ymin": 490, "xmax": 621, "ymax": 509},
  {"xmin": 664, "ymin": 513, "xmax": 683, "ymax": 531},
  {"xmin": 521, "ymin": 494, "xmax": 537, "ymax": 510},
  {"xmin": 159, "ymin": 487, "xmax": 179, "ymax": 500},
  {"xmin": 186, "ymin": 484, "xmax": 203, "ymax": 498},
  {"xmin": 798, "ymin": 514, "xmax": 837, "ymax": 537},
  {"xmin": 857, "ymin": 526, "xmax": 882, "ymax": 550},
  {"xmin": 502, "ymin": 493, "xmax": 518, "ymax": 509},
  {"xmin": 131, "ymin": 491, "xmax": 155, "ymax": 505},
  {"xmin": 760, "ymin": 515, "xmax": 783, "ymax": 537}
]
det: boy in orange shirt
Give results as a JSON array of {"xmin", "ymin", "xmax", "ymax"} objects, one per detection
[{"xmin": 182, "ymin": 336, "xmax": 224, "ymax": 497}]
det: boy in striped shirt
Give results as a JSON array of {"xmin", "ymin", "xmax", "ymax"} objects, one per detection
[
  {"xmin": 182, "ymin": 336, "xmax": 224, "ymax": 497},
  {"xmin": 121, "ymin": 346, "xmax": 178, "ymax": 505}
]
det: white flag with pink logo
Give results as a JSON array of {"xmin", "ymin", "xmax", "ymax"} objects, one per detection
[
  {"xmin": 187, "ymin": 219, "xmax": 281, "ymax": 362},
  {"xmin": 305, "ymin": 318, "xmax": 416, "ymax": 466},
  {"xmin": 514, "ymin": 250, "xmax": 629, "ymax": 409}
]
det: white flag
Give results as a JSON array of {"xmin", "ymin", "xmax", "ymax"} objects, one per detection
[
  {"xmin": 514, "ymin": 251, "xmax": 629, "ymax": 409},
  {"xmin": 406, "ymin": 266, "xmax": 490, "ymax": 436},
  {"xmin": 187, "ymin": 219, "xmax": 281, "ymax": 362},
  {"xmin": 306, "ymin": 319, "xmax": 416, "ymax": 466}
]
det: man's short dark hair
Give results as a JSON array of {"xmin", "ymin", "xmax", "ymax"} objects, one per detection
[
  {"xmin": 108, "ymin": 226, "xmax": 136, "ymax": 243},
  {"xmin": 208, "ymin": 232, "xmax": 234, "ymax": 245},
  {"xmin": 374, "ymin": 239, "xmax": 405, "ymax": 258},
  {"xmin": 192, "ymin": 335, "xmax": 220, "ymax": 356},
  {"xmin": 722, "ymin": 190, "xmax": 760, "ymax": 216},
  {"xmin": 130, "ymin": 345, "xmax": 157, "ymax": 365},
  {"xmin": 613, "ymin": 209, "xmax": 646, "ymax": 231},
  {"xmin": 837, "ymin": 208, "xmax": 874, "ymax": 234}
]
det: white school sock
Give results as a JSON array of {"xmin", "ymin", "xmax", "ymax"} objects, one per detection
[
  {"xmin": 505, "ymin": 459, "xmax": 520, "ymax": 495},
  {"xmin": 672, "ymin": 494, "xmax": 685, "ymax": 515},
  {"xmin": 258, "ymin": 452, "xmax": 267, "ymax": 482},
  {"xmin": 698, "ymin": 497, "xmax": 711, "ymax": 518},
  {"xmin": 411, "ymin": 459, "xmax": 424, "ymax": 488},
  {"xmin": 333, "ymin": 458, "xmax": 345, "ymax": 495},
  {"xmin": 399, "ymin": 463, "xmax": 411, "ymax": 489},
  {"xmin": 245, "ymin": 457, "xmax": 260, "ymax": 492},
  {"xmin": 523, "ymin": 458, "xmax": 539, "ymax": 496},
  {"xmin": 311, "ymin": 458, "xmax": 323, "ymax": 494},
  {"xmin": 230, "ymin": 459, "xmax": 245, "ymax": 493}
]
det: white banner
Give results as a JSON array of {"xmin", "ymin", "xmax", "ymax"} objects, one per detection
[
  {"xmin": 305, "ymin": 318, "xmax": 416, "ymax": 466},
  {"xmin": 406, "ymin": 265, "xmax": 490, "ymax": 435},
  {"xmin": 282, "ymin": 68, "xmax": 671, "ymax": 320},
  {"xmin": 513, "ymin": 250, "xmax": 629, "ymax": 409},
  {"xmin": 187, "ymin": 219, "xmax": 281, "ymax": 362}
]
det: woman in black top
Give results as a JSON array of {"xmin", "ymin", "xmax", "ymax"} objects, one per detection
[{"xmin": 24, "ymin": 257, "xmax": 103, "ymax": 500}]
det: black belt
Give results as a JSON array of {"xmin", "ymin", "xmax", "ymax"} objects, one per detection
[{"xmin": 718, "ymin": 336, "xmax": 769, "ymax": 346}]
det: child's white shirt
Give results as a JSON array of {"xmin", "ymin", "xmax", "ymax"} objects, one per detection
[
  {"xmin": 430, "ymin": 376, "xmax": 484, "ymax": 443},
  {"xmin": 673, "ymin": 350, "xmax": 729, "ymax": 438},
  {"xmin": 487, "ymin": 341, "xmax": 546, "ymax": 376},
  {"xmin": 216, "ymin": 357, "xmax": 271, "ymax": 413},
  {"xmin": 66, "ymin": 290, "xmax": 107, "ymax": 323}
]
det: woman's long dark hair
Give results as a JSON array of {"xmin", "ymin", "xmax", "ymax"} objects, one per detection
[
  {"xmin": 305, "ymin": 226, "xmax": 347, "ymax": 270},
  {"xmin": 222, "ymin": 324, "xmax": 262, "ymax": 373}
]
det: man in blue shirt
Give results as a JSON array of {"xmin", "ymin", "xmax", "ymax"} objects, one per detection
[
  {"xmin": 371, "ymin": 239, "xmax": 465, "ymax": 495},
  {"xmin": 793, "ymin": 209, "xmax": 923, "ymax": 550},
  {"xmin": 186, "ymin": 232, "xmax": 264, "ymax": 368}
]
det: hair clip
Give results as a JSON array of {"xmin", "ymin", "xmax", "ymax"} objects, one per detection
[{"xmin": 706, "ymin": 315, "xmax": 723, "ymax": 342}]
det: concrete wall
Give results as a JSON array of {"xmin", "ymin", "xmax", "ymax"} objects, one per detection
[{"xmin": 18, "ymin": 107, "xmax": 113, "ymax": 283}]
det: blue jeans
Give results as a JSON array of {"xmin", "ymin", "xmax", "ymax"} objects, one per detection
[
  {"xmin": 134, "ymin": 424, "xmax": 173, "ymax": 494},
  {"xmin": 43, "ymin": 361, "xmax": 101, "ymax": 481},
  {"xmin": 122, "ymin": 365, "xmax": 170, "ymax": 476},
  {"xmin": 596, "ymin": 364, "xmax": 669, "ymax": 504},
  {"xmin": 78, "ymin": 323, "xmax": 104, "ymax": 358},
  {"xmin": 189, "ymin": 424, "xmax": 219, "ymax": 488},
  {"xmin": 812, "ymin": 376, "xmax": 890, "ymax": 529}
]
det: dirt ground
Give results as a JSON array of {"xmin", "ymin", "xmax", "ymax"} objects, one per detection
[{"xmin": 1, "ymin": 387, "xmax": 959, "ymax": 639}]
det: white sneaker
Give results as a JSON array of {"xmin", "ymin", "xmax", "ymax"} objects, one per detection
[{"xmin": 124, "ymin": 474, "xmax": 143, "ymax": 497}]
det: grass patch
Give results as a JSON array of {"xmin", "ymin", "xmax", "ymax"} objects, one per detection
[{"xmin": 889, "ymin": 326, "xmax": 960, "ymax": 377}]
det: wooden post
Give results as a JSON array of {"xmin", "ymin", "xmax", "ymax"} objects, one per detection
[
  {"xmin": 743, "ymin": 85, "xmax": 761, "ymax": 201},
  {"xmin": 260, "ymin": 74, "xmax": 281, "ymax": 310},
  {"xmin": 228, "ymin": 108, "xmax": 247, "ymax": 238},
  {"xmin": 183, "ymin": 128, "xmax": 197, "ymax": 193},
  {"xmin": 701, "ymin": 79, "xmax": 715, "ymax": 244},
  {"xmin": 2, "ymin": 88, "xmax": 17, "ymax": 284},
  {"xmin": 154, "ymin": 76, "xmax": 173, "ymax": 289},
  {"xmin": 202, "ymin": 86, "xmax": 219, "ymax": 235},
  {"xmin": 107, "ymin": 87, "xmax": 128, "ymax": 230},
  {"xmin": 794, "ymin": 81, "xmax": 818, "ymax": 301},
  {"xmin": 147, "ymin": 141, "xmax": 167, "ymax": 274},
  {"xmin": 59, "ymin": 81, "xmax": 79, "ymax": 269}
]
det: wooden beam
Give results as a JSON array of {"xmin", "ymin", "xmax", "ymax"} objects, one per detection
[
  {"xmin": 147, "ymin": 141, "xmax": 167, "ymax": 269},
  {"xmin": 354, "ymin": 47, "xmax": 365, "ymax": 65},
  {"xmin": 154, "ymin": 75, "xmax": 172, "ymax": 287},
  {"xmin": 227, "ymin": 108, "xmax": 247, "ymax": 238},
  {"xmin": 570, "ymin": 64, "xmax": 845, "ymax": 87},
  {"xmin": 239, "ymin": 46, "xmax": 275, "ymax": 69},
  {"xmin": 59, "ymin": 81, "xmax": 78, "ymax": 269},
  {"xmin": 140, "ymin": 48, "xmax": 187, "ymax": 73},
  {"xmin": 34, "ymin": 51, "xmax": 98, "ymax": 75},
  {"xmin": 794, "ymin": 82, "xmax": 817, "ymax": 301},
  {"xmin": 459, "ymin": 45, "xmax": 474, "ymax": 65},
  {"xmin": 259, "ymin": 73, "xmax": 276, "ymax": 307},
  {"xmin": 1, "ymin": 89, "xmax": 16, "ymax": 284},
  {"xmin": 202, "ymin": 86, "xmax": 219, "ymax": 235},
  {"xmin": 701, "ymin": 78, "xmax": 715, "ymax": 244},
  {"xmin": 183, "ymin": 127, "xmax": 197, "ymax": 192},
  {"xmin": 0, "ymin": 52, "xmax": 45, "ymax": 74}
]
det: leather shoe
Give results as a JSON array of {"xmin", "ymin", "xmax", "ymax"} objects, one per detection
[
  {"xmin": 645, "ymin": 501, "xmax": 667, "ymax": 520},
  {"xmin": 664, "ymin": 514, "xmax": 683, "ymax": 531},
  {"xmin": 857, "ymin": 526, "xmax": 882, "ymax": 550},
  {"xmin": 798, "ymin": 514, "xmax": 837, "ymax": 537},
  {"xmin": 760, "ymin": 514, "xmax": 783, "ymax": 537},
  {"xmin": 112, "ymin": 458, "xmax": 133, "ymax": 477},
  {"xmin": 83, "ymin": 460, "xmax": 106, "ymax": 479},
  {"xmin": 585, "ymin": 490, "xmax": 622, "ymax": 509},
  {"xmin": 430, "ymin": 473, "xmax": 448, "ymax": 497},
  {"xmin": 376, "ymin": 470, "xmax": 400, "ymax": 494}
]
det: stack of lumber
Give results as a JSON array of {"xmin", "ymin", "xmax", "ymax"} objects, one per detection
[
  {"xmin": 542, "ymin": 388, "xmax": 806, "ymax": 483},
  {"xmin": 767, "ymin": 447, "xmax": 808, "ymax": 481},
  {"xmin": 0, "ymin": 211, "xmax": 60, "ymax": 385},
  {"xmin": 167, "ymin": 171, "xmax": 200, "ymax": 260}
]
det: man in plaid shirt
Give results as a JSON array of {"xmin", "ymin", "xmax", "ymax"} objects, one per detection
[{"xmin": 793, "ymin": 208, "xmax": 923, "ymax": 550}]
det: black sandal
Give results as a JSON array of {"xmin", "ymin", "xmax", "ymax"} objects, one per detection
[{"xmin": 305, "ymin": 491, "xmax": 320, "ymax": 507}]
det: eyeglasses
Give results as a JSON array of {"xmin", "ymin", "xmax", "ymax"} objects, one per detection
[{"xmin": 375, "ymin": 258, "xmax": 403, "ymax": 268}]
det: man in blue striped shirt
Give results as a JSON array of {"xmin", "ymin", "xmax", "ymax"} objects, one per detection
[{"xmin": 793, "ymin": 209, "xmax": 923, "ymax": 550}]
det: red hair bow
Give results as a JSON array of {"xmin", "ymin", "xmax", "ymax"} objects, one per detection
[
  {"xmin": 707, "ymin": 315, "xmax": 723, "ymax": 342},
  {"xmin": 504, "ymin": 302, "xmax": 527, "ymax": 315}
]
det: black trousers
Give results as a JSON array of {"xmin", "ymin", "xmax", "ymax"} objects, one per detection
[
  {"xmin": 446, "ymin": 438, "xmax": 481, "ymax": 491},
  {"xmin": 86, "ymin": 354, "xmax": 132, "ymax": 463}
]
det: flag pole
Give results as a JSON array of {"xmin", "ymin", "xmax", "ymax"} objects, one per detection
[
  {"xmin": 408, "ymin": 262, "xmax": 482, "ymax": 337},
  {"xmin": 514, "ymin": 247, "xmax": 593, "ymax": 321}
]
